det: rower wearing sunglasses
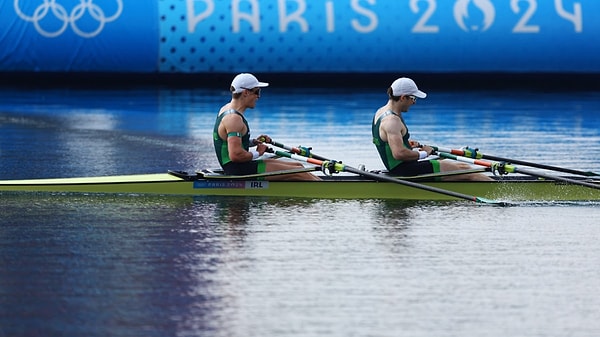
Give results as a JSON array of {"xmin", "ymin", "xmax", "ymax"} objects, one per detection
[
  {"xmin": 213, "ymin": 73, "xmax": 321, "ymax": 181},
  {"xmin": 372, "ymin": 77, "xmax": 493, "ymax": 181}
]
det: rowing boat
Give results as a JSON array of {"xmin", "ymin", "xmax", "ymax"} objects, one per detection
[{"xmin": 1, "ymin": 170, "xmax": 599, "ymax": 201}]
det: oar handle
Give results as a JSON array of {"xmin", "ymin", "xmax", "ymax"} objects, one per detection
[
  {"xmin": 272, "ymin": 150, "xmax": 344, "ymax": 175},
  {"xmin": 437, "ymin": 152, "xmax": 516, "ymax": 174},
  {"xmin": 258, "ymin": 138, "xmax": 331, "ymax": 161}
]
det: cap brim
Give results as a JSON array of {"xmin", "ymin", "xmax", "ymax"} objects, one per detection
[
  {"xmin": 256, "ymin": 82, "xmax": 269, "ymax": 88},
  {"xmin": 414, "ymin": 90, "xmax": 427, "ymax": 98}
]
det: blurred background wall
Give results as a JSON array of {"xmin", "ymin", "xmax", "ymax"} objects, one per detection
[{"xmin": 1, "ymin": 0, "xmax": 597, "ymax": 87}]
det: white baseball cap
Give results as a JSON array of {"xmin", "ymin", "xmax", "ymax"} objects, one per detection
[
  {"xmin": 230, "ymin": 73, "xmax": 269, "ymax": 94},
  {"xmin": 391, "ymin": 77, "xmax": 427, "ymax": 98}
]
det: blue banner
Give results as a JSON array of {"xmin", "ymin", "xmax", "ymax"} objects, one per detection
[
  {"xmin": 160, "ymin": 0, "xmax": 599, "ymax": 73},
  {"xmin": 0, "ymin": 0, "xmax": 158, "ymax": 72},
  {"xmin": 0, "ymin": 1, "xmax": 597, "ymax": 74}
]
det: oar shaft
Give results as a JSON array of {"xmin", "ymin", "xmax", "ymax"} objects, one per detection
[
  {"xmin": 515, "ymin": 167, "xmax": 600, "ymax": 190},
  {"xmin": 273, "ymin": 150, "xmax": 327, "ymax": 166},
  {"xmin": 483, "ymin": 154, "xmax": 598, "ymax": 177},
  {"xmin": 434, "ymin": 146, "xmax": 599, "ymax": 177},
  {"xmin": 267, "ymin": 140, "xmax": 330, "ymax": 161},
  {"xmin": 341, "ymin": 166, "xmax": 493, "ymax": 203},
  {"xmin": 275, "ymin": 149, "xmax": 503, "ymax": 205},
  {"xmin": 438, "ymin": 152, "xmax": 504, "ymax": 170},
  {"xmin": 439, "ymin": 152, "xmax": 600, "ymax": 190}
]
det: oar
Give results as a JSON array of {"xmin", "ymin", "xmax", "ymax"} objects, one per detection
[
  {"xmin": 269, "ymin": 149, "xmax": 507, "ymax": 205},
  {"xmin": 437, "ymin": 151, "xmax": 600, "ymax": 190},
  {"xmin": 432, "ymin": 146, "xmax": 600, "ymax": 177},
  {"xmin": 263, "ymin": 139, "xmax": 491, "ymax": 180},
  {"xmin": 265, "ymin": 139, "xmax": 507, "ymax": 204},
  {"xmin": 255, "ymin": 138, "xmax": 330, "ymax": 161}
]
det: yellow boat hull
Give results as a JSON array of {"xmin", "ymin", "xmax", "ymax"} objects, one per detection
[{"xmin": 1, "ymin": 173, "xmax": 599, "ymax": 201}]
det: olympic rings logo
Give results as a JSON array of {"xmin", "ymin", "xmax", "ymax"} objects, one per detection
[{"xmin": 14, "ymin": 0, "xmax": 123, "ymax": 38}]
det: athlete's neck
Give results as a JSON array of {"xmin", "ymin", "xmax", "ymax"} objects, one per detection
[{"xmin": 228, "ymin": 101, "xmax": 246, "ymax": 114}]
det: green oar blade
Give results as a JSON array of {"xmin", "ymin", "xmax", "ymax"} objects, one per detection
[{"xmin": 475, "ymin": 197, "xmax": 512, "ymax": 206}]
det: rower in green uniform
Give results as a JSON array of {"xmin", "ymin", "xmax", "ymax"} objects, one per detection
[
  {"xmin": 372, "ymin": 77, "xmax": 492, "ymax": 181},
  {"xmin": 213, "ymin": 73, "xmax": 321, "ymax": 181}
]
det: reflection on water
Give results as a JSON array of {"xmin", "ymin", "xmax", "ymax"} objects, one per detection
[
  {"xmin": 1, "ymin": 193, "xmax": 600, "ymax": 336},
  {"xmin": 1, "ymin": 87, "xmax": 600, "ymax": 337},
  {"xmin": 371, "ymin": 200, "xmax": 425, "ymax": 251}
]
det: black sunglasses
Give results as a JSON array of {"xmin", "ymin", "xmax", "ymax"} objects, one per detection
[{"xmin": 242, "ymin": 87, "xmax": 261, "ymax": 96}]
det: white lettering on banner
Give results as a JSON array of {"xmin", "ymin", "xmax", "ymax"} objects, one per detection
[
  {"xmin": 410, "ymin": 0, "xmax": 439, "ymax": 33},
  {"xmin": 555, "ymin": 0, "xmax": 582, "ymax": 32},
  {"xmin": 187, "ymin": 0, "xmax": 214, "ymax": 33},
  {"xmin": 326, "ymin": 1, "xmax": 334, "ymax": 32},
  {"xmin": 233, "ymin": 0, "xmax": 260, "ymax": 32},
  {"xmin": 279, "ymin": 0, "xmax": 308, "ymax": 32},
  {"xmin": 511, "ymin": 0, "xmax": 539, "ymax": 33},
  {"xmin": 185, "ymin": 0, "xmax": 585, "ymax": 35},
  {"xmin": 454, "ymin": 0, "xmax": 495, "ymax": 32},
  {"xmin": 351, "ymin": 0, "xmax": 378, "ymax": 33}
]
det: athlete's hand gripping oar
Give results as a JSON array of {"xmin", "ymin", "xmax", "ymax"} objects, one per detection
[
  {"xmin": 431, "ymin": 146, "xmax": 600, "ymax": 177},
  {"xmin": 437, "ymin": 151, "xmax": 600, "ymax": 190},
  {"xmin": 269, "ymin": 149, "xmax": 508, "ymax": 206}
]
